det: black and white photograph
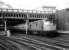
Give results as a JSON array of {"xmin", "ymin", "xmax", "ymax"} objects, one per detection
[{"xmin": 0, "ymin": 0, "xmax": 69, "ymax": 50}]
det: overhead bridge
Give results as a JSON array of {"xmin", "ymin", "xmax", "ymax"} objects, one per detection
[{"xmin": 0, "ymin": 8, "xmax": 56, "ymax": 19}]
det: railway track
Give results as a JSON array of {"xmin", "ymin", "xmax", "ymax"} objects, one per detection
[
  {"xmin": 0, "ymin": 35, "xmax": 38, "ymax": 50},
  {"xmin": 10, "ymin": 35, "xmax": 63, "ymax": 50},
  {"xmin": 10, "ymin": 37, "xmax": 63, "ymax": 50},
  {"xmin": 0, "ymin": 33, "xmax": 62, "ymax": 50},
  {"xmin": 0, "ymin": 36, "xmax": 19, "ymax": 50},
  {"xmin": 12, "ymin": 34, "xmax": 69, "ymax": 49},
  {"xmin": 0, "ymin": 35, "xmax": 61, "ymax": 50},
  {"xmin": 0, "ymin": 33, "xmax": 69, "ymax": 50},
  {"xmin": 0, "ymin": 35, "xmax": 62, "ymax": 50}
]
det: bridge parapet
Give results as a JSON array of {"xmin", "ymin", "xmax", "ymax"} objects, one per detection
[{"xmin": 0, "ymin": 8, "xmax": 56, "ymax": 19}]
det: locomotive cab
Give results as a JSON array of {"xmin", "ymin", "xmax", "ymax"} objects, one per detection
[
  {"xmin": 28, "ymin": 19, "xmax": 60, "ymax": 37},
  {"xmin": 43, "ymin": 19, "xmax": 60, "ymax": 37}
]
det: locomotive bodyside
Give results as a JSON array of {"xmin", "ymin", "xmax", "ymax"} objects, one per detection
[
  {"xmin": 29, "ymin": 19, "xmax": 56, "ymax": 31},
  {"xmin": 28, "ymin": 19, "xmax": 57, "ymax": 35}
]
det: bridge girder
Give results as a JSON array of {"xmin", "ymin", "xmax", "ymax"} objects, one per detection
[{"xmin": 0, "ymin": 8, "xmax": 56, "ymax": 19}]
